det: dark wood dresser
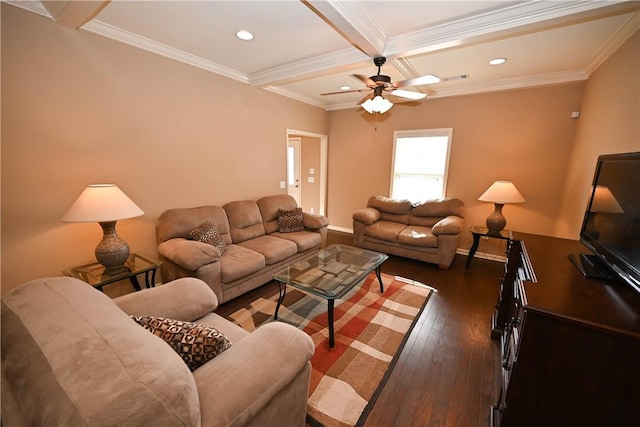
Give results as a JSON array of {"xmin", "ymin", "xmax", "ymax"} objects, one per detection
[{"xmin": 492, "ymin": 233, "xmax": 640, "ymax": 427}]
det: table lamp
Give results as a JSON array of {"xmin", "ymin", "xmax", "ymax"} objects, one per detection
[
  {"xmin": 478, "ymin": 181, "xmax": 525, "ymax": 235},
  {"xmin": 63, "ymin": 184, "xmax": 144, "ymax": 275}
]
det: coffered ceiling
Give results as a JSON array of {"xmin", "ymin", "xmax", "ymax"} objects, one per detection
[{"xmin": 9, "ymin": 0, "xmax": 640, "ymax": 110}]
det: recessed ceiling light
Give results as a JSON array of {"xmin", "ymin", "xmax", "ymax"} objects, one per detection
[
  {"xmin": 340, "ymin": 85, "xmax": 351, "ymax": 91},
  {"xmin": 489, "ymin": 58, "xmax": 507, "ymax": 65},
  {"xmin": 236, "ymin": 30, "xmax": 254, "ymax": 41}
]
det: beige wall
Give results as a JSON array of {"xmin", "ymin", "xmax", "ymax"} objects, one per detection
[
  {"xmin": 1, "ymin": 5, "xmax": 327, "ymax": 293},
  {"xmin": 2, "ymin": 4, "xmax": 638, "ymax": 294},
  {"xmin": 327, "ymin": 84, "xmax": 585, "ymax": 251},
  {"xmin": 555, "ymin": 31, "xmax": 640, "ymax": 239}
]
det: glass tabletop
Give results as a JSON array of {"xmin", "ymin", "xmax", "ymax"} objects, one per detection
[
  {"xmin": 63, "ymin": 253, "xmax": 161, "ymax": 287},
  {"xmin": 273, "ymin": 244, "xmax": 388, "ymax": 300}
]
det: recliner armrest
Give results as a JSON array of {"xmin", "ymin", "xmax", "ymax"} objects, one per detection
[
  {"xmin": 193, "ymin": 322, "xmax": 314, "ymax": 427},
  {"xmin": 432, "ymin": 215, "xmax": 464, "ymax": 235},
  {"xmin": 302, "ymin": 211, "xmax": 329, "ymax": 230},
  {"xmin": 114, "ymin": 277, "xmax": 219, "ymax": 321},
  {"xmin": 158, "ymin": 238, "xmax": 220, "ymax": 271},
  {"xmin": 352, "ymin": 207, "xmax": 381, "ymax": 225}
]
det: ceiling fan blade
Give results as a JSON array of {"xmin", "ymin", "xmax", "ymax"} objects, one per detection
[
  {"xmin": 388, "ymin": 89, "xmax": 427, "ymax": 100},
  {"xmin": 394, "ymin": 74, "xmax": 441, "ymax": 88},
  {"xmin": 321, "ymin": 89, "xmax": 369, "ymax": 96},
  {"xmin": 353, "ymin": 74, "xmax": 376, "ymax": 87}
]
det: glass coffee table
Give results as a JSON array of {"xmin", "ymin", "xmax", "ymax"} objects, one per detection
[{"xmin": 273, "ymin": 244, "xmax": 388, "ymax": 347}]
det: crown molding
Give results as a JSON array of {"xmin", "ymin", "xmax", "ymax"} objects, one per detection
[
  {"xmin": 263, "ymin": 86, "xmax": 325, "ymax": 109},
  {"xmin": 586, "ymin": 10, "xmax": 640, "ymax": 74},
  {"xmin": 384, "ymin": 1, "xmax": 636, "ymax": 58},
  {"xmin": 81, "ymin": 19, "xmax": 249, "ymax": 84},
  {"xmin": 5, "ymin": 0, "xmax": 51, "ymax": 17},
  {"xmin": 249, "ymin": 48, "xmax": 370, "ymax": 87}
]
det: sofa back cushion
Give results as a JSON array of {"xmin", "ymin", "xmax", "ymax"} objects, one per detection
[
  {"xmin": 1, "ymin": 277, "xmax": 200, "ymax": 427},
  {"xmin": 223, "ymin": 200, "xmax": 266, "ymax": 243},
  {"xmin": 157, "ymin": 205, "xmax": 232, "ymax": 245},
  {"xmin": 257, "ymin": 194, "xmax": 299, "ymax": 234},
  {"xmin": 368, "ymin": 196, "xmax": 412, "ymax": 224},
  {"xmin": 411, "ymin": 198, "xmax": 465, "ymax": 218}
]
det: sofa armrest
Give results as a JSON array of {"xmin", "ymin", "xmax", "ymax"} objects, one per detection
[
  {"xmin": 193, "ymin": 322, "xmax": 314, "ymax": 427},
  {"xmin": 302, "ymin": 212, "xmax": 329, "ymax": 230},
  {"xmin": 352, "ymin": 207, "xmax": 381, "ymax": 225},
  {"xmin": 432, "ymin": 215, "xmax": 464, "ymax": 236},
  {"xmin": 158, "ymin": 238, "xmax": 220, "ymax": 271},
  {"xmin": 114, "ymin": 278, "xmax": 218, "ymax": 321}
]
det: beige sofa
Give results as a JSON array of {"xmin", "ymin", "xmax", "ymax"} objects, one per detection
[
  {"xmin": 353, "ymin": 196, "xmax": 465, "ymax": 269},
  {"xmin": 1, "ymin": 276, "xmax": 314, "ymax": 427},
  {"xmin": 157, "ymin": 194, "xmax": 329, "ymax": 304}
]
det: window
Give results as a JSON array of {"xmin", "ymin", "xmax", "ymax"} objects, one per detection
[{"xmin": 390, "ymin": 128, "xmax": 452, "ymax": 203}]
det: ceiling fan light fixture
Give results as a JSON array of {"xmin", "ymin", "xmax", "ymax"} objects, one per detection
[{"xmin": 362, "ymin": 95, "xmax": 393, "ymax": 114}]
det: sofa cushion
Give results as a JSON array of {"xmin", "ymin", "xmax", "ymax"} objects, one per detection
[
  {"xmin": 1, "ymin": 277, "xmax": 200, "ymax": 426},
  {"xmin": 131, "ymin": 316, "xmax": 232, "ymax": 372},
  {"xmin": 224, "ymin": 200, "xmax": 266, "ymax": 244},
  {"xmin": 412, "ymin": 198, "xmax": 465, "ymax": 218},
  {"xmin": 278, "ymin": 207, "xmax": 304, "ymax": 232},
  {"xmin": 257, "ymin": 194, "xmax": 299, "ymax": 234},
  {"xmin": 271, "ymin": 231, "xmax": 322, "ymax": 252},
  {"xmin": 190, "ymin": 221, "xmax": 227, "ymax": 254},
  {"xmin": 219, "ymin": 245, "xmax": 266, "ymax": 283},
  {"xmin": 157, "ymin": 205, "xmax": 231, "ymax": 245},
  {"xmin": 364, "ymin": 220, "xmax": 407, "ymax": 242},
  {"xmin": 397, "ymin": 226, "xmax": 438, "ymax": 247},
  {"xmin": 158, "ymin": 238, "xmax": 220, "ymax": 271},
  {"xmin": 368, "ymin": 195, "xmax": 413, "ymax": 214},
  {"xmin": 353, "ymin": 207, "xmax": 381, "ymax": 225},
  {"xmin": 238, "ymin": 235, "xmax": 298, "ymax": 265}
]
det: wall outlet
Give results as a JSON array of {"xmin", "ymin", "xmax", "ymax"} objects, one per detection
[{"xmin": 279, "ymin": 181, "xmax": 285, "ymax": 189}]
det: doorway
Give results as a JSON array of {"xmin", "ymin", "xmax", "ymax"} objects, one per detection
[{"xmin": 285, "ymin": 129, "xmax": 328, "ymax": 216}]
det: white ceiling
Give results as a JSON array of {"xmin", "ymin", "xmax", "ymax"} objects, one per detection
[{"xmin": 10, "ymin": 0, "xmax": 640, "ymax": 111}]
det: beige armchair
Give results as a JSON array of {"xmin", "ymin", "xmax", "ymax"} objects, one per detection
[{"xmin": 1, "ymin": 276, "xmax": 314, "ymax": 426}]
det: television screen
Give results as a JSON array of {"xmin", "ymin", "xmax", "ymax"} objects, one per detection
[{"xmin": 573, "ymin": 152, "xmax": 640, "ymax": 294}]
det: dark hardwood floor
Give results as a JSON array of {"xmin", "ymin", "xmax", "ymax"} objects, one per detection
[{"xmin": 216, "ymin": 231, "xmax": 503, "ymax": 427}]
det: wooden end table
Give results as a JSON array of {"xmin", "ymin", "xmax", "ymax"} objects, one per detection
[{"xmin": 63, "ymin": 253, "xmax": 162, "ymax": 292}]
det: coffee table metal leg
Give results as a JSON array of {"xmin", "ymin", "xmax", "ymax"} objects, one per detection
[
  {"xmin": 375, "ymin": 266, "xmax": 384, "ymax": 292},
  {"xmin": 274, "ymin": 282, "xmax": 286, "ymax": 320},
  {"xmin": 328, "ymin": 299, "xmax": 335, "ymax": 348}
]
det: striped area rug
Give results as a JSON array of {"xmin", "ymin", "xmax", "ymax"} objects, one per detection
[{"xmin": 225, "ymin": 272, "xmax": 433, "ymax": 427}]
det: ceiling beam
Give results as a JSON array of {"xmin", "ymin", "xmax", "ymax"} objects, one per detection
[
  {"xmin": 302, "ymin": 0, "xmax": 386, "ymax": 57},
  {"xmin": 40, "ymin": 0, "xmax": 110, "ymax": 29}
]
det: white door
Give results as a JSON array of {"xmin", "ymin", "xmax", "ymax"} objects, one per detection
[{"xmin": 287, "ymin": 137, "xmax": 301, "ymax": 206}]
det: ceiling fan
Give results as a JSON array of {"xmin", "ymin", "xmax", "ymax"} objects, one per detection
[{"xmin": 321, "ymin": 56, "xmax": 441, "ymax": 113}]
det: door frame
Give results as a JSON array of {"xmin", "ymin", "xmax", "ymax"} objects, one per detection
[{"xmin": 285, "ymin": 129, "xmax": 328, "ymax": 216}]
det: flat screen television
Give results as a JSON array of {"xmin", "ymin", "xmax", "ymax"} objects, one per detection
[{"xmin": 570, "ymin": 152, "xmax": 640, "ymax": 294}]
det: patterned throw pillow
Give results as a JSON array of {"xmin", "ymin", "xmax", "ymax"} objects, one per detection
[
  {"xmin": 278, "ymin": 207, "xmax": 304, "ymax": 233},
  {"xmin": 131, "ymin": 316, "xmax": 232, "ymax": 371},
  {"xmin": 190, "ymin": 221, "xmax": 227, "ymax": 254}
]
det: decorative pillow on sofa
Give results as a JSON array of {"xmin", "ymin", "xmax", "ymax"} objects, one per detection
[
  {"xmin": 131, "ymin": 316, "xmax": 232, "ymax": 371},
  {"xmin": 190, "ymin": 221, "xmax": 227, "ymax": 254},
  {"xmin": 278, "ymin": 207, "xmax": 304, "ymax": 233}
]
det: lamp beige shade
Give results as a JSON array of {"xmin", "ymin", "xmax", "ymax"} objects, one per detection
[
  {"xmin": 62, "ymin": 184, "xmax": 144, "ymax": 222},
  {"xmin": 478, "ymin": 181, "xmax": 526, "ymax": 204}
]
